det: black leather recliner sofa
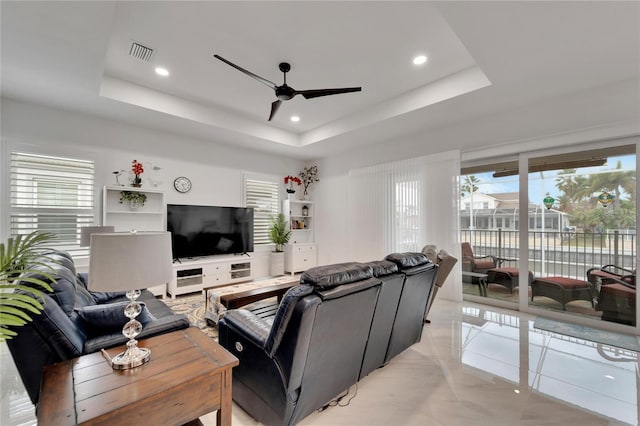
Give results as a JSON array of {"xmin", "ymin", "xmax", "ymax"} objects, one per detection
[
  {"xmin": 359, "ymin": 259, "xmax": 404, "ymax": 379},
  {"xmin": 383, "ymin": 252, "xmax": 438, "ymax": 362},
  {"xmin": 6, "ymin": 250, "xmax": 190, "ymax": 407},
  {"xmin": 219, "ymin": 253, "xmax": 437, "ymax": 426}
]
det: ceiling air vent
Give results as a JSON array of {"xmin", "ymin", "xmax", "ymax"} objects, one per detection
[{"xmin": 129, "ymin": 42, "xmax": 153, "ymax": 62}]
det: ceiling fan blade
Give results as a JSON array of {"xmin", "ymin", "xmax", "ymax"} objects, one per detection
[
  {"xmin": 297, "ymin": 87, "xmax": 362, "ymax": 99},
  {"xmin": 213, "ymin": 54, "xmax": 277, "ymax": 90},
  {"xmin": 268, "ymin": 100, "xmax": 283, "ymax": 121}
]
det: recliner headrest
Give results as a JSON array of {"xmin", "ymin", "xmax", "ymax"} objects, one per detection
[
  {"xmin": 300, "ymin": 262, "xmax": 373, "ymax": 289},
  {"xmin": 364, "ymin": 260, "xmax": 398, "ymax": 277},
  {"xmin": 385, "ymin": 252, "xmax": 430, "ymax": 269},
  {"xmin": 17, "ymin": 249, "xmax": 80, "ymax": 315}
]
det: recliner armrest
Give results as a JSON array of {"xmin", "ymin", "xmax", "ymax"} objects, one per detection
[{"xmin": 223, "ymin": 309, "xmax": 271, "ymax": 348}]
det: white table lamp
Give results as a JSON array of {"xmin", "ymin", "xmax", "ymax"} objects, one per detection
[{"xmin": 88, "ymin": 231, "xmax": 173, "ymax": 369}]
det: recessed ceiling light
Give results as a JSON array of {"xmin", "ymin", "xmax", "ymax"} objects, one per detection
[
  {"xmin": 155, "ymin": 67, "xmax": 169, "ymax": 76},
  {"xmin": 413, "ymin": 55, "xmax": 428, "ymax": 65},
  {"xmin": 604, "ymin": 375, "xmax": 615, "ymax": 380},
  {"xmin": 290, "ymin": 116, "xmax": 300, "ymax": 122}
]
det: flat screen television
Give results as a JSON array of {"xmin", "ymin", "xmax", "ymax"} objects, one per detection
[{"xmin": 167, "ymin": 204, "xmax": 254, "ymax": 259}]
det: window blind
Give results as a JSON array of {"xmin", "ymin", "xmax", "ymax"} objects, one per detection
[
  {"xmin": 245, "ymin": 177, "xmax": 279, "ymax": 245},
  {"xmin": 10, "ymin": 152, "xmax": 95, "ymax": 254},
  {"xmin": 348, "ymin": 160, "xmax": 423, "ymax": 260},
  {"xmin": 347, "ymin": 150, "xmax": 461, "ymax": 304}
]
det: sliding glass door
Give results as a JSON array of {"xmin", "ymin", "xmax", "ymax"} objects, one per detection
[
  {"xmin": 461, "ymin": 143, "xmax": 637, "ymax": 331},
  {"xmin": 459, "ymin": 169, "xmax": 519, "ymax": 306},
  {"xmin": 526, "ymin": 146, "xmax": 636, "ymax": 326}
]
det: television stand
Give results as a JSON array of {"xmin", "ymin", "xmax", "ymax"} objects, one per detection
[{"xmin": 168, "ymin": 255, "xmax": 253, "ymax": 299}]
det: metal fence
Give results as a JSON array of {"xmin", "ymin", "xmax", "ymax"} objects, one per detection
[{"xmin": 461, "ymin": 228, "xmax": 637, "ymax": 280}]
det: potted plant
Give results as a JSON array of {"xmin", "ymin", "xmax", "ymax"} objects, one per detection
[
  {"xmin": 0, "ymin": 231, "xmax": 56, "ymax": 341},
  {"xmin": 284, "ymin": 175, "xmax": 301, "ymax": 194},
  {"xmin": 131, "ymin": 159, "xmax": 144, "ymax": 187},
  {"xmin": 268, "ymin": 213, "xmax": 291, "ymax": 275},
  {"xmin": 119, "ymin": 190, "xmax": 147, "ymax": 210},
  {"xmin": 298, "ymin": 165, "xmax": 319, "ymax": 200}
]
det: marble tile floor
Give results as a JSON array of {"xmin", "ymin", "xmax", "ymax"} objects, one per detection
[{"xmin": 2, "ymin": 299, "xmax": 638, "ymax": 425}]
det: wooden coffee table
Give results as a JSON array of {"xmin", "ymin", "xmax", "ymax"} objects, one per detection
[
  {"xmin": 204, "ymin": 275, "xmax": 299, "ymax": 325},
  {"xmin": 37, "ymin": 328, "xmax": 238, "ymax": 426},
  {"xmin": 219, "ymin": 281, "xmax": 297, "ymax": 309}
]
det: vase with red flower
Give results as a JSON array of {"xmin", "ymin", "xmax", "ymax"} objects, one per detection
[
  {"xmin": 131, "ymin": 160, "xmax": 144, "ymax": 187},
  {"xmin": 284, "ymin": 175, "xmax": 301, "ymax": 196}
]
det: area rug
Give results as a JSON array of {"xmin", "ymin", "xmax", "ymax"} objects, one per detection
[
  {"xmin": 164, "ymin": 294, "xmax": 218, "ymax": 340},
  {"xmin": 533, "ymin": 317, "xmax": 640, "ymax": 352}
]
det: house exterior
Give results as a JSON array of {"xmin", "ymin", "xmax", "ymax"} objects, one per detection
[{"xmin": 460, "ymin": 192, "xmax": 570, "ymax": 231}]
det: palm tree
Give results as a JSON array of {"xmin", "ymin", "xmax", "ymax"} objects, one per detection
[
  {"xmin": 461, "ymin": 175, "xmax": 480, "ymax": 197},
  {"xmin": 461, "ymin": 175, "xmax": 481, "ymax": 235},
  {"xmin": 555, "ymin": 169, "xmax": 588, "ymax": 206},
  {"xmin": 586, "ymin": 161, "xmax": 635, "ymax": 209}
]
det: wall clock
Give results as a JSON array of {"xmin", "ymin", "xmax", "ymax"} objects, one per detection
[{"xmin": 173, "ymin": 176, "xmax": 192, "ymax": 193}]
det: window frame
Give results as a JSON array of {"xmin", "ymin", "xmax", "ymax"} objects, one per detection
[
  {"xmin": 243, "ymin": 172, "xmax": 281, "ymax": 249},
  {"xmin": 3, "ymin": 142, "xmax": 101, "ymax": 255}
]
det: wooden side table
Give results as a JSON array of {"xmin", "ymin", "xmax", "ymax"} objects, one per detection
[{"xmin": 38, "ymin": 327, "xmax": 238, "ymax": 426}]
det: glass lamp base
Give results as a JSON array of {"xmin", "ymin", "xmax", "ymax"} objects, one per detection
[{"xmin": 111, "ymin": 345, "xmax": 151, "ymax": 370}]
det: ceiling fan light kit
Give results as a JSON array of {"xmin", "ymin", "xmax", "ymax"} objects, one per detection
[{"xmin": 213, "ymin": 54, "xmax": 362, "ymax": 121}]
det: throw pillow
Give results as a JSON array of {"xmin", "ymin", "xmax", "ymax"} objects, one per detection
[{"xmin": 75, "ymin": 302, "xmax": 155, "ymax": 335}]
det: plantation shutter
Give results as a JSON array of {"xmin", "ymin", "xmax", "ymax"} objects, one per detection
[
  {"xmin": 10, "ymin": 152, "xmax": 95, "ymax": 255},
  {"xmin": 245, "ymin": 177, "xmax": 279, "ymax": 245}
]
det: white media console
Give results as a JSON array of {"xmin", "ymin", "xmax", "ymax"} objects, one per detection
[{"xmin": 168, "ymin": 255, "xmax": 253, "ymax": 299}]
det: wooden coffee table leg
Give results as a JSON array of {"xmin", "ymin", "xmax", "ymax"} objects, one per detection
[{"xmin": 217, "ymin": 367, "xmax": 233, "ymax": 426}]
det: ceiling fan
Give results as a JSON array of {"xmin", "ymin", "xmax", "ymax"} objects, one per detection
[{"xmin": 214, "ymin": 54, "xmax": 362, "ymax": 121}]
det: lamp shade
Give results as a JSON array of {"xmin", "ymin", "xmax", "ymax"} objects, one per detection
[
  {"xmin": 88, "ymin": 232, "xmax": 173, "ymax": 293},
  {"xmin": 80, "ymin": 226, "xmax": 115, "ymax": 247}
]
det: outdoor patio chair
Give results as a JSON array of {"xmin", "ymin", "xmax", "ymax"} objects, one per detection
[
  {"xmin": 596, "ymin": 274, "xmax": 636, "ymax": 326},
  {"xmin": 587, "ymin": 264, "xmax": 636, "ymax": 291},
  {"xmin": 461, "ymin": 242, "xmax": 498, "ymax": 275}
]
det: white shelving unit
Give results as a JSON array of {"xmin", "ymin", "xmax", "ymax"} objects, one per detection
[
  {"xmin": 102, "ymin": 185, "xmax": 167, "ymax": 296},
  {"xmin": 283, "ymin": 200, "xmax": 314, "ymax": 244},
  {"xmin": 283, "ymin": 200, "xmax": 317, "ymax": 274},
  {"xmin": 102, "ymin": 185, "xmax": 165, "ymax": 232},
  {"xmin": 168, "ymin": 256, "xmax": 253, "ymax": 298}
]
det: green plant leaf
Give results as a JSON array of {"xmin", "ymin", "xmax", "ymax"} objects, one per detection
[
  {"xmin": 0, "ymin": 313, "xmax": 29, "ymax": 326},
  {"xmin": 0, "ymin": 231, "xmax": 57, "ymax": 340},
  {"xmin": 0, "ymin": 306, "xmax": 34, "ymax": 321},
  {"xmin": 0, "ymin": 296, "xmax": 43, "ymax": 314},
  {"xmin": 0, "ymin": 326, "xmax": 18, "ymax": 340}
]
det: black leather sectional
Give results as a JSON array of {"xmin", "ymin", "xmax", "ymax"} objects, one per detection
[{"xmin": 218, "ymin": 252, "xmax": 438, "ymax": 426}]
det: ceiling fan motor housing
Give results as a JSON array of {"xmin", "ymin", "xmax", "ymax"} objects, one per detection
[
  {"xmin": 276, "ymin": 85, "xmax": 295, "ymax": 100},
  {"xmin": 278, "ymin": 62, "xmax": 291, "ymax": 73}
]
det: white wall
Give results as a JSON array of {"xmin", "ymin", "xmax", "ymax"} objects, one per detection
[
  {"xmin": 0, "ymin": 99, "xmax": 305, "ymax": 277},
  {"xmin": 314, "ymin": 149, "xmax": 462, "ymax": 301},
  {"xmin": 313, "ymin": 83, "xmax": 639, "ymax": 302}
]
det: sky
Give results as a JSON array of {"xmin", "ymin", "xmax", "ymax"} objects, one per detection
[{"xmin": 462, "ymin": 154, "xmax": 636, "ymax": 206}]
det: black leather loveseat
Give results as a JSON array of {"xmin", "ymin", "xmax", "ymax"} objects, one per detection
[
  {"xmin": 219, "ymin": 252, "xmax": 437, "ymax": 426},
  {"xmin": 6, "ymin": 250, "xmax": 190, "ymax": 407}
]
